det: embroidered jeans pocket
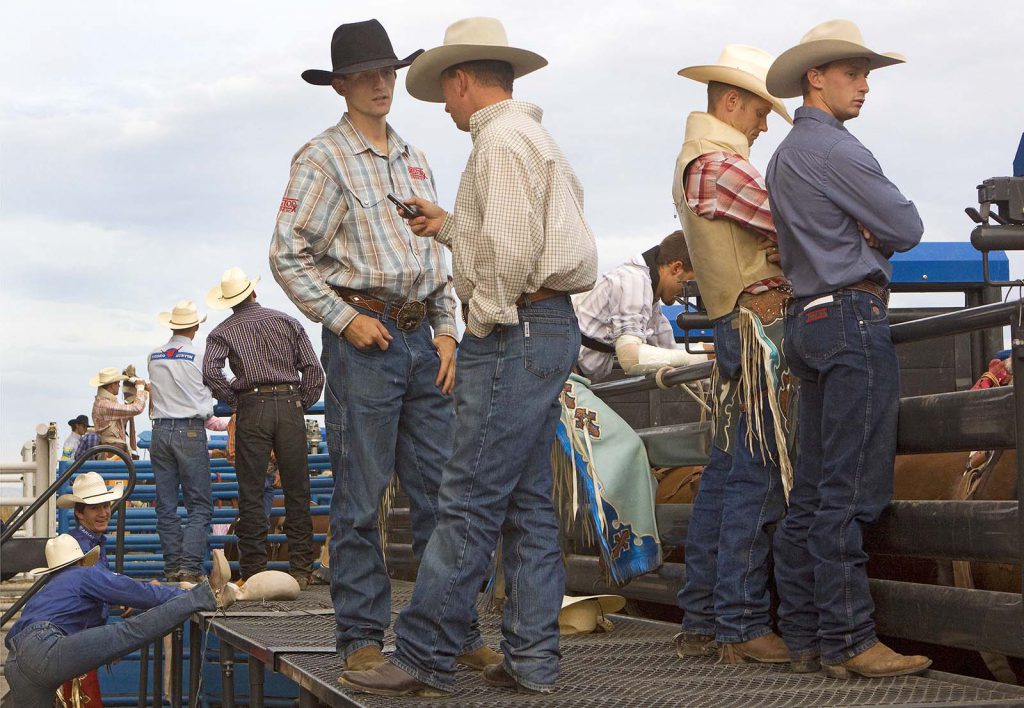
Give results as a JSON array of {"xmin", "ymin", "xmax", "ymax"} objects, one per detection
[{"xmin": 797, "ymin": 300, "xmax": 847, "ymax": 361}]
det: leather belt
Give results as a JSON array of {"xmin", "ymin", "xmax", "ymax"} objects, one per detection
[
  {"xmin": 844, "ymin": 279, "xmax": 890, "ymax": 306},
  {"xmin": 332, "ymin": 286, "xmax": 427, "ymax": 332},
  {"xmin": 241, "ymin": 383, "xmax": 297, "ymax": 395},
  {"xmin": 515, "ymin": 287, "xmax": 566, "ymax": 307}
]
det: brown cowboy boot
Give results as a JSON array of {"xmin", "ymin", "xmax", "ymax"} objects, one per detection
[
  {"xmin": 456, "ymin": 646, "xmax": 503, "ymax": 670},
  {"xmin": 674, "ymin": 632, "xmax": 718, "ymax": 658},
  {"xmin": 344, "ymin": 645, "xmax": 387, "ymax": 672},
  {"xmin": 339, "ymin": 662, "xmax": 447, "ymax": 697},
  {"xmin": 481, "ymin": 663, "xmax": 544, "ymax": 694},
  {"xmin": 821, "ymin": 641, "xmax": 931, "ymax": 679},
  {"xmin": 719, "ymin": 632, "xmax": 789, "ymax": 664}
]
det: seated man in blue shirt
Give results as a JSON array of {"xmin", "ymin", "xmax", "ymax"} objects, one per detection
[
  {"xmin": 764, "ymin": 20, "xmax": 929, "ymax": 678},
  {"xmin": 57, "ymin": 471, "xmax": 125, "ymax": 569},
  {"xmin": 3, "ymin": 535, "xmax": 235, "ymax": 707}
]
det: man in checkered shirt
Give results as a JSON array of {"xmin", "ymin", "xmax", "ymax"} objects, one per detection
[
  {"xmin": 339, "ymin": 18, "xmax": 597, "ymax": 697},
  {"xmin": 670, "ymin": 46, "xmax": 796, "ymax": 666},
  {"xmin": 270, "ymin": 20, "xmax": 495, "ymax": 673}
]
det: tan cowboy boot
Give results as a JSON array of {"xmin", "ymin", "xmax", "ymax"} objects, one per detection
[
  {"xmin": 821, "ymin": 641, "xmax": 931, "ymax": 679},
  {"xmin": 456, "ymin": 646, "xmax": 502, "ymax": 670},
  {"xmin": 719, "ymin": 632, "xmax": 789, "ymax": 664},
  {"xmin": 674, "ymin": 632, "xmax": 718, "ymax": 658},
  {"xmin": 340, "ymin": 662, "xmax": 447, "ymax": 697},
  {"xmin": 345, "ymin": 645, "xmax": 387, "ymax": 672}
]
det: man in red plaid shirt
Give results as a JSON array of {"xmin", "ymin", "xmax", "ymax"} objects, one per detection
[{"xmin": 670, "ymin": 45, "xmax": 797, "ymax": 667}]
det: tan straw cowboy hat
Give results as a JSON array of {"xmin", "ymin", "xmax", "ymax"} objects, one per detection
[
  {"xmin": 406, "ymin": 17, "xmax": 547, "ymax": 103},
  {"xmin": 158, "ymin": 299, "xmax": 207, "ymax": 330},
  {"xmin": 90, "ymin": 367, "xmax": 129, "ymax": 388},
  {"xmin": 766, "ymin": 19, "xmax": 906, "ymax": 99},
  {"xmin": 559, "ymin": 594, "xmax": 626, "ymax": 635},
  {"xmin": 206, "ymin": 267, "xmax": 261, "ymax": 310},
  {"xmin": 678, "ymin": 45, "xmax": 792, "ymax": 124},
  {"xmin": 56, "ymin": 471, "xmax": 125, "ymax": 509},
  {"xmin": 30, "ymin": 534, "xmax": 101, "ymax": 577}
]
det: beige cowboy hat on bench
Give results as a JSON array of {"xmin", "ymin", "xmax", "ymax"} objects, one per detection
[
  {"xmin": 206, "ymin": 267, "xmax": 261, "ymax": 310},
  {"xmin": 678, "ymin": 44, "xmax": 792, "ymax": 124},
  {"xmin": 30, "ymin": 534, "xmax": 101, "ymax": 576},
  {"xmin": 57, "ymin": 471, "xmax": 125, "ymax": 508}
]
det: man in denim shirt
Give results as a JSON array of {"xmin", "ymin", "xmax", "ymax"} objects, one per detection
[{"xmin": 765, "ymin": 19, "xmax": 929, "ymax": 678}]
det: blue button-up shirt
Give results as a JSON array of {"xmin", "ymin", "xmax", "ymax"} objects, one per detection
[
  {"xmin": 766, "ymin": 106, "xmax": 923, "ymax": 297},
  {"xmin": 6, "ymin": 565, "xmax": 185, "ymax": 649},
  {"xmin": 69, "ymin": 526, "xmax": 109, "ymax": 569}
]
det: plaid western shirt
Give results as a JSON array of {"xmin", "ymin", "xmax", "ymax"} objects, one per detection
[
  {"xmin": 435, "ymin": 100, "xmax": 598, "ymax": 337},
  {"xmin": 202, "ymin": 301, "xmax": 325, "ymax": 408},
  {"xmin": 270, "ymin": 114, "xmax": 457, "ymax": 339},
  {"xmin": 685, "ymin": 151, "xmax": 789, "ymax": 294},
  {"xmin": 91, "ymin": 387, "xmax": 147, "ymax": 448}
]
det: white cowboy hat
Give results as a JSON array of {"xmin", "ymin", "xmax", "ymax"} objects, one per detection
[
  {"xmin": 89, "ymin": 367, "xmax": 129, "ymax": 388},
  {"xmin": 406, "ymin": 17, "xmax": 547, "ymax": 103},
  {"xmin": 158, "ymin": 300, "xmax": 208, "ymax": 330},
  {"xmin": 29, "ymin": 534, "xmax": 101, "ymax": 577},
  {"xmin": 206, "ymin": 267, "xmax": 261, "ymax": 310},
  {"xmin": 678, "ymin": 45, "xmax": 792, "ymax": 124},
  {"xmin": 766, "ymin": 19, "xmax": 906, "ymax": 99},
  {"xmin": 559, "ymin": 594, "xmax": 626, "ymax": 635},
  {"xmin": 56, "ymin": 472, "xmax": 125, "ymax": 509}
]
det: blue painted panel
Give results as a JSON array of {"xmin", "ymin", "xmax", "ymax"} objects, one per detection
[{"xmin": 890, "ymin": 242, "xmax": 1008, "ymax": 284}]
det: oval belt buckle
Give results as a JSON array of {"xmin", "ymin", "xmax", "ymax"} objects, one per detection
[{"xmin": 395, "ymin": 301, "xmax": 426, "ymax": 332}]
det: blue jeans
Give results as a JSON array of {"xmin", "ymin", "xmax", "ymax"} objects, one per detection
[
  {"xmin": 392, "ymin": 297, "xmax": 578, "ymax": 693},
  {"xmin": 3, "ymin": 583, "xmax": 217, "ymax": 708},
  {"xmin": 774, "ymin": 290, "xmax": 897, "ymax": 664},
  {"xmin": 677, "ymin": 311, "xmax": 786, "ymax": 644},
  {"xmin": 151, "ymin": 418, "xmax": 213, "ymax": 575},
  {"xmin": 322, "ymin": 309, "xmax": 482, "ymax": 659}
]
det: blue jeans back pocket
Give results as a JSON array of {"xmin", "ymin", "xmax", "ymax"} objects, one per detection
[
  {"xmin": 523, "ymin": 317, "xmax": 571, "ymax": 378},
  {"xmin": 797, "ymin": 299, "xmax": 846, "ymax": 361}
]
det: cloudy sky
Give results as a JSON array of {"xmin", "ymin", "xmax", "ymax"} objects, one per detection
[{"xmin": 1, "ymin": 1, "xmax": 1022, "ymax": 457}]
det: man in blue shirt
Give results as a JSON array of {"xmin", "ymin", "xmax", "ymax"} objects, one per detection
[
  {"xmin": 148, "ymin": 300, "xmax": 217, "ymax": 583},
  {"xmin": 57, "ymin": 471, "xmax": 124, "ymax": 570},
  {"xmin": 764, "ymin": 20, "xmax": 929, "ymax": 679},
  {"xmin": 3, "ymin": 534, "xmax": 234, "ymax": 707}
]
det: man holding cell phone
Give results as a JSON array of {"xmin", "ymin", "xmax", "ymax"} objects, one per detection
[{"xmin": 269, "ymin": 19, "xmax": 496, "ymax": 674}]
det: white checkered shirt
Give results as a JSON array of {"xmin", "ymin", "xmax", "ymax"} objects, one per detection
[
  {"xmin": 435, "ymin": 100, "xmax": 598, "ymax": 337},
  {"xmin": 270, "ymin": 114, "xmax": 457, "ymax": 339}
]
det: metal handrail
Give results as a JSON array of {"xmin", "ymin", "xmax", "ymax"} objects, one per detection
[{"xmin": 0, "ymin": 445, "xmax": 137, "ymax": 627}]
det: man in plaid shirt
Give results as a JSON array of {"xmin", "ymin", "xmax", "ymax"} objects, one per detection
[{"xmin": 670, "ymin": 45, "xmax": 796, "ymax": 666}]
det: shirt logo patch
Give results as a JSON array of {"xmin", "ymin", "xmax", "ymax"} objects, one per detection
[
  {"xmin": 150, "ymin": 349, "xmax": 196, "ymax": 361},
  {"xmin": 279, "ymin": 197, "xmax": 299, "ymax": 213},
  {"xmin": 805, "ymin": 308, "xmax": 829, "ymax": 324},
  {"xmin": 408, "ymin": 166, "xmax": 427, "ymax": 180}
]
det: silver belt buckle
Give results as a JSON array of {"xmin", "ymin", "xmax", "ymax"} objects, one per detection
[{"xmin": 394, "ymin": 301, "xmax": 426, "ymax": 332}]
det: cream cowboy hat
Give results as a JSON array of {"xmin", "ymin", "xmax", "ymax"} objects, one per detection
[
  {"xmin": 89, "ymin": 367, "xmax": 129, "ymax": 387},
  {"xmin": 158, "ymin": 299, "xmax": 208, "ymax": 330},
  {"xmin": 766, "ymin": 19, "xmax": 906, "ymax": 99},
  {"xmin": 559, "ymin": 594, "xmax": 626, "ymax": 635},
  {"xmin": 406, "ymin": 17, "xmax": 547, "ymax": 103},
  {"xmin": 206, "ymin": 267, "xmax": 261, "ymax": 310},
  {"xmin": 56, "ymin": 471, "xmax": 125, "ymax": 509},
  {"xmin": 30, "ymin": 534, "xmax": 101, "ymax": 577},
  {"xmin": 678, "ymin": 45, "xmax": 792, "ymax": 124}
]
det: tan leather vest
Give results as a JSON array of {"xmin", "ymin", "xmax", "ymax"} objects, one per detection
[{"xmin": 672, "ymin": 112, "xmax": 782, "ymax": 320}]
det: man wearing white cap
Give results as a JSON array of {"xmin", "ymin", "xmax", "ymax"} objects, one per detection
[
  {"xmin": 765, "ymin": 20, "xmax": 928, "ymax": 678},
  {"xmin": 671, "ymin": 45, "xmax": 794, "ymax": 666},
  {"xmin": 341, "ymin": 17, "xmax": 597, "ymax": 697},
  {"xmin": 202, "ymin": 267, "xmax": 324, "ymax": 587},
  {"xmin": 147, "ymin": 300, "xmax": 217, "ymax": 583},
  {"xmin": 90, "ymin": 367, "xmax": 149, "ymax": 456}
]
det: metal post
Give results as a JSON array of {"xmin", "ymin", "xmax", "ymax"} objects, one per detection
[
  {"xmin": 248, "ymin": 657, "xmax": 265, "ymax": 708},
  {"xmin": 220, "ymin": 640, "xmax": 236, "ymax": 708},
  {"xmin": 154, "ymin": 637, "xmax": 165, "ymax": 707},
  {"xmin": 1011, "ymin": 313, "xmax": 1024, "ymax": 613},
  {"xmin": 138, "ymin": 644, "xmax": 149, "ymax": 708},
  {"xmin": 188, "ymin": 618, "xmax": 202, "ymax": 708},
  {"xmin": 171, "ymin": 625, "xmax": 184, "ymax": 708}
]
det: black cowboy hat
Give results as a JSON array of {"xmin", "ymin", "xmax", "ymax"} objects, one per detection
[{"xmin": 302, "ymin": 19, "xmax": 423, "ymax": 86}]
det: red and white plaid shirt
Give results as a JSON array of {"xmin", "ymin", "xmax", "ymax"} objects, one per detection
[{"xmin": 685, "ymin": 151, "xmax": 789, "ymax": 294}]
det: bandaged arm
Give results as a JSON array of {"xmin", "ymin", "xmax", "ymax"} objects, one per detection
[{"xmin": 614, "ymin": 334, "xmax": 707, "ymax": 375}]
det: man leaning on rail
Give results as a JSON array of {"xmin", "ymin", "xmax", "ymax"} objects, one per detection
[{"xmin": 765, "ymin": 19, "xmax": 929, "ymax": 678}]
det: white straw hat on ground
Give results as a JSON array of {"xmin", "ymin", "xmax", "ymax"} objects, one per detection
[
  {"xmin": 558, "ymin": 594, "xmax": 626, "ymax": 635},
  {"xmin": 406, "ymin": 17, "xmax": 547, "ymax": 103},
  {"xmin": 159, "ymin": 300, "xmax": 207, "ymax": 329},
  {"xmin": 30, "ymin": 534, "xmax": 101, "ymax": 576},
  {"xmin": 89, "ymin": 367, "xmax": 129, "ymax": 388},
  {"xmin": 766, "ymin": 19, "xmax": 906, "ymax": 99},
  {"xmin": 56, "ymin": 471, "xmax": 125, "ymax": 508},
  {"xmin": 678, "ymin": 45, "xmax": 792, "ymax": 124},
  {"xmin": 206, "ymin": 267, "xmax": 261, "ymax": 310}
]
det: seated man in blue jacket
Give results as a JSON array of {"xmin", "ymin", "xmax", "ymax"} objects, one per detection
[{"xmin": 2, "ymin": 535, "xmax": 235, "ymax": 707}]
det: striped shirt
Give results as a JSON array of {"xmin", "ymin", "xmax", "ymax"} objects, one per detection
[
  {"xmin": 574, "ymin": 254, "xmax": 678, "ymax": 381},
  {"xmin": 685, "ymin": 151, "xmax": 789, "ymax": 295},
  {"xmin": 270, "ymin": 114, "xmax": 457, "ymax": 339},
  {"xmin": 92, "ymin": 388, "xmax": 147, "ymax": 449},
  {"xmin": 202, "ymin": 301, "xmax": 324, "ymax": 408},
  {"xmin": 435, "ymin": 100, "xmax": 598, "ymax": 337}
]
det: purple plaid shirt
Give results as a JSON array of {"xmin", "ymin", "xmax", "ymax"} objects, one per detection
[{"xmin": 202, "ymin": 301, "xmax": 324, "ymax": 408}]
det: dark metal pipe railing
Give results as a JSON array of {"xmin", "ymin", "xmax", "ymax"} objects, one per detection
[
  {"xmin": 890, "ymin": 298, "xmax": 1021, "ymax": 344},
  {"xmin": 0, "ymin": 445, "xmax": 137, "ymax": 628}
]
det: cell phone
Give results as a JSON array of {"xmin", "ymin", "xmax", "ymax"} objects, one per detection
[{"xmin": 387, "ymin": 193, "xmax": 421, "ymax": 219}]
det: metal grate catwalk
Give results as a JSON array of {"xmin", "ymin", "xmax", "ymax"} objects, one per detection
[{"xmin": 200, "ymin": 581, "xmax": 1024, "ymax": 707}]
